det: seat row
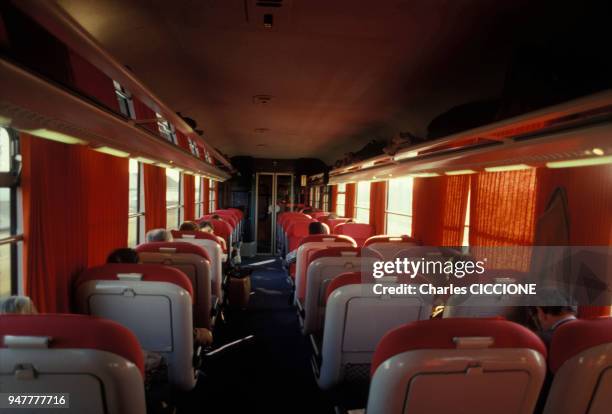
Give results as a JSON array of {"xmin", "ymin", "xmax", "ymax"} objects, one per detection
[{"xmin": 0, "ymin": 209, "xmax": 246, "ymax": 413}]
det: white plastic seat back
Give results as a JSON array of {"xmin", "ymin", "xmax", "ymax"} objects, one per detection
[
  {"xmin": 75, "ymin": 265, "xmax": 196, "ymax": 391},
  {"xmin": 366, "ymin": 318, "xmax": 547, "ymax": 414},
  {"xmin": 138, "ymin": 250, "xmax": 213, "ymax": 329},
  {"xmin": 302, "ymin": 255, "xmax": 375, "ymax": 336},
  {"xmin": 174, "ymin": 236, "xmax": 224, "ymax": 300},
  {"xmin": 0, "ymin": 314, "xmax": 146, "ymax": 414},
  {"xmin": 294, "ymin": 240, "xmax": 354, "ymax": 304},
  {"xmin": 544, "ymin": 317, "xmax": 612, "ymax": 414},
  {"xmin": 317, "ymin": 282, "xmax": 432, "ymax": 390},
  {"xmin": 364, "ymin": 240, "xmax": 419, "ymax": 260}
]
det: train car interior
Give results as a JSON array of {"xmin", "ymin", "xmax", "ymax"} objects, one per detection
[{"xmin": 0, "ymin": 1, "xmax": 611, "ymax": 413}]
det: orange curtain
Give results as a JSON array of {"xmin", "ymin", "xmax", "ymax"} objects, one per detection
[
  {"xmin": 536, "ymin": 164, "xmax": 612, "ymax": 317},
  {"xmin": 203, "ymin": 179, "xmax": 210, "ymax": 214},
  {"xmin": 412, "ymin": 175, "xmax": 470, "ymax": 246},
  {"xmin": 345, "ymin": 183, "xmax": 356, "ymax": 218},
  {"xmin": 330, "ymin": 185, "xmax": 338, "ymax": 213},
  {"xmin": 369, "ymin": 181, "xmax": 387, "ymax": 234},
  {"xmin": 183, "ymin": 174, "xmax": 195, "ymax": 221},
  {"xmin": 144, "ymin": 164, "xmax": 167, "ymax": 231},
  {"xmin": 469, "ymin": 169, "xmax": 537, "ymax": 270}
]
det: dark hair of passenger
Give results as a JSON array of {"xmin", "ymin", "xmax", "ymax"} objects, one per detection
[
  {"xmin": 179, "ymin": 221, "xmax": 199, "ymax": 231},
  {"xmin": 107, "ymin": 248, "xmax": 139, "ymax": 264},
  {"xmin": 211, "ymin": 214, "xmax": 221, "ymax": 220},
  {"xmin": 309, "ymin": 221, "xmax": 328, "ymax": 235},
  {"xmin": 538, "ymin": 306, "xmax": 577, "ymax": 316},
  {"xmin": 302, "ymin": 208, "xmax": 313, "ymax": 214}
]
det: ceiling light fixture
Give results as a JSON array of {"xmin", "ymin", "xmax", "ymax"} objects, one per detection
[
  {"xmin": 546, "ymin": 155, "xmax": 612, "ymax": 169},
  {"xmin": 484, "ymin": 164, "xmax": 531, "ymax": 172},
  {"xmin": 25, "ymin": 128, "xmax": 87, "ymax": 145},
  {"xmin": 445, "ymin": 169, "xmax": 477, "ymax": 176},
  {"xmin": 410, "ymin": 172, "xmax": 440, "ymax": 178},
  {"xmin": 93, "ymin": 146, "xmax": 130, "ymax": 158}
]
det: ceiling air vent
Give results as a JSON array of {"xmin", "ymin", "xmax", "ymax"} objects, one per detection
[{"xmin": 256, "ymin": 0, "xmax": 283, "ymax": 8}]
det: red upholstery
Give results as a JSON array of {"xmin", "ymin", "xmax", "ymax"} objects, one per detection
[
  {"xmin": 286, "ymin": 220, "xmax": 316, "ymax": 252},
  {"xmin": 327, "ymin": 218, "xmax": 351, "ymax": 233},
  {"xmin": 210, "ymin": 219, "xmax": 232, "ymax": 245},
  {"xmin": 334, "ymin": 223, "xmax": 375, "ymax": 246},
  {"xmin": 278, "ymin": 212, "xmax": 307, "ymax": 227},
  {"xmin": 76, "ymin": 263, "xmax": 194, "ymax": 297},
  {"xmin": 364, "ymin": 234, "xmax": 418, "ymax": 247},
  {"xmin": 227, "ymin": 208, "xmax": 243, "ymax": 220},
  {"xmin": 292, "ymin": 235, "xmax": 357, "ymax": 280},
  {"xmin": 0, "ymin": 314, "xmax": 145, "ymax": 377},
  {"xmin": 136, "ymin": 242, "xmax": 211, "ymax": 262},
  {"xmin": 311, "ymin": 211, "xmax": 330, "ymax": 218},
  {"xmin": 212, "ymin": 211, "xmax": 237, "ymax": 229},
  {"xmin": 282, "ymin": 215, "xmax": 312, "ymax": 232},
  {"xmin": 309, "ymin": 246, "xmax": 362, "ymax": 262},
  {"xmin": 371, "ymin": 318, "xmax": 547, "ymax": 376},
  {"xmin": 325, "ymin": 271, "xmax": 362, "ymax": 303},
  {"xmin": 172, "ymin": 230, "xmax": 225, "ymax": 252},
  {"xmin": 549, "ymin": 317, "xmax": 611, "ymax": 373}
]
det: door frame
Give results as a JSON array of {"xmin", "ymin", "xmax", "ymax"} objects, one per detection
[{"xmin": 254, "ymin": 172, "xmax": 294, "ymax": 255}]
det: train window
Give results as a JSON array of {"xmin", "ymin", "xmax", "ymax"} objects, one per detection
[
  {"xmin": 314, "ymin": 186, "xmax": 321, "ymax": 209},
  {"xmin": 166, "ymin": 169, "xmax": 182, "ymax": 229},
  {"xmin": 386, "ymin": 176, "xmax": 413, "ymax": 236},
  {"xmin": 336, "ymin": 183, "xmax": 346, "ymax": 216},
  {"xmin": 113, "ymin": 80, "xmax": 135, "ymax": 118},
  {"xmin": 208, "ymin": 179, "xmax": 216, "ymax": 213},
  {"xmin": 0, "ymin": 127, "xmax": 22, "ymax": 298},
  {"xmin": 322, "ymin": 186, "xmax": 330, "ymax": 211},
  {"xmin": 462, "ymin": 190, "xmax": 471, "ymax": 246},
  {"xmin": 156, "ymin": 113, "xmax": 177, "ymax": 144},
  {"xmin": 194, "ymin": 176, "xmax": 203, "ymax": 218},
  {"xmin": 188, "ymin": 139, "xmax": 200, "ymax": 157},
  {"xmin": 355, "ymin": 181, "xmax": 371, "ymax": 223},
  {"xmin": 127, "ymin": 159, "xmax": 144, "ymax": 247}
]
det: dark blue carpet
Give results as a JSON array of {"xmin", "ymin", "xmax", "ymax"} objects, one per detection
[{"xmin": 177, "ymin": 257, "xmax": 335, "ymax": 413}]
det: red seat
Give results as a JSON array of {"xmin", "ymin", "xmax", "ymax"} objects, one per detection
[
  {"xmin": 334, "ymin": 222, "xmax": 375, "ymax": 246},
  {"xmin": 326, "ymin": 218, "xmax": 351, "ymax": 233},
  {"xmin": 286, "ymin": 220, "xmax": 316, "ymax": 252},
  {"xmin": 544, "ymin": 317, "xmax": 612, "ymax": 413},
  {"xmin": 0, "ymin": 313, "xmax": 144, "ymax": 376},
  {"xmin": 172, "ymin": 229, "xmax": 225, "ymax": 252},
  {"xmin": 366, "ymin": 318, "xmax": 547, "ymax": 414},
  {"xmin": 325, "ymin": 271, "xmax": 362, "ymax": 304},
  {"xmin": 136, "ymin": 242, "xmax": 214, "ymax": 328},
  {"xmin": 212, "ymin": 211, "xmax": 237, "ymax": 229},
  {"xmin": 364, "ymin": 234, "xmax": 418, "ymax": 247},
  {"xmin": 210, "ymin": 218, "xmax": 233, "ymax": 246},
  {"xmin": 136, "ymin": 241, "xmax": 210, "ymax": 261},
  {"xmin": 0, "ymin": 314, "xmax": 147, "ymax": 413},
  {"xmin": 75, "ymin": 263, "xmax": 193, "ymax": 297}
]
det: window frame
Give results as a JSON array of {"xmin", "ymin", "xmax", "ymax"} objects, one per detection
[
  {"xmin": 165, "ymin": 169, "xmax": 183, "ymax": 229},
  {"xmin": 194, "ymin": 176, "xmax": 203, "ymax": 218},
  {"xmin": 113, "ymin": 80, "xmax": 135, "ymax": 119},
  {"xmin": 385, "ymin": 176, "xmax": 414, "ymax": 236},
  {"xmin": 0, "ymin": 127, "xmax": 23, "ymax": 298},
  {"xmin": 354, "ymin": 181, "xmax": 371, "ymax": 224},
  {"xmin": 156, "ymin": 113, "xmax": 178, "ymax": 145},
  {"xmin": 128, "ymin": 159, "xmax": 145, "ymax": 247},
  {"xmin": 336, "ymin": 183, "xmax": 346, "ymax": 217},
  {"xmin": 209, "ymin": 179, "xmax": 216, "ymax": 213}
]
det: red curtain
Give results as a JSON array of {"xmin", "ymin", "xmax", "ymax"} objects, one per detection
[
  {"xmin": 203, "ymin": 179, "xmax": 210, "ymax": 214},
  {"xmin": 21, "ymin": 136, "xmax": 128, "ymax": 313},
  {"xmin": 144, "ymin": 164, "xmax": 167, "ymax": 231},
  {"xmin": 536, "ymin": 164, "xmax": 612, "ymax": 317},
  {"xmin": 412, "ymin": 175, "xmax": 470, "ymax": 246},
  {"xmin": 183, "ymin": 174, "xmax": 195, "ymax": 221},
  {"xmin": 330, "ymin": 185, "xmax": 338, "ymax": 213},
  {"xmin": 345, "ymin": 183, "xmax": 356, "ymax": 218},
  {"xmin": 175, "ymin": 130, "xmax": 190, "ymax": 151},
  {"xmin": 469, "ymin": 170, "xmax": 537, "ymax": 270},
  {"xmin": 22, "ymin": 135, "xmax": 86, "ymax": 313},
  {"xmin": 369, "ymin": 181, "xmax": 387, "ymax": 234}
]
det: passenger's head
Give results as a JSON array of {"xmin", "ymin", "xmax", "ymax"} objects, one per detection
[
  {"xmin": 533, "ymin": 288, "xmax": 577, "ymax": 330},
  {"xmin": 302, "ymin": 208, "xmax": 313, "ymax": 214},
  {"xmin": 327, "ymin": 213, "xmax": 338, "ymax": 219},
  {"xmin": 145, "ymin": 228, "xmax": 173, "ymax": 243},
  {"xmin": 0, "ymin": 295, "xmax": 38, "ymax": 315},
  {"xmin": 199, "ymin": 220, "xmax": 214, "ymax": 233},
  {"xmin": 107, "ymin": 248, "xmax": 139, "ymax": 264},
  {"xmin": 211, "ymin": 214, "xmax": 222, "ymax": 221},
  {"xmin": 309, "ymin": 221, "xmax": 328, "ymax": 235},
  {"xmin": 179, "ymin": 221, "xmax": 199, "ymax": 232}
]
